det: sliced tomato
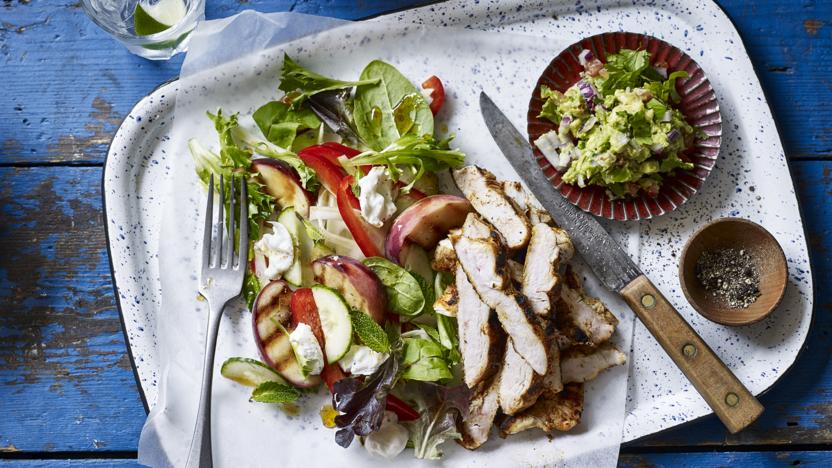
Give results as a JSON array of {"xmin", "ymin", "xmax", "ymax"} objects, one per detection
[
  {"xmin": 298, "ymin": 149, "xmax": 347, "ymax": 194},
  {"xmin": 421, "ymin": 75, "xmax": 445, "ymax": 115},
  {"xmin": 290, "ymin": 288, "xmax": 326, "ymax": 349},
  {"xmin": 336, "ymin": 176, "xmax": 386, "ymax": 257}
]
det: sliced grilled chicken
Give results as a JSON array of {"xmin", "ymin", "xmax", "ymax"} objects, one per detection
[
  {"xmin": 453, "ymin": 233, "xmax": 548, "ymax": 375},
  {"xmin": 555, "ymin": 284, "xmax": 619, "ymax": 349},
  {"xmin": 453, "ymin": 166, "xmax": 530, "ymax": 249},
  {"xmin": 498, "ymin": 384, "xmax": 584, "ymax": 436},
  {"xmin": 456, "ymin": 264, "xmax": 504, "ymax": 389},
  {"xmin": 561, "ymin": 343, "xmax": 626, "ymax": 383},
  {"xmin": 502, "ymin": 180, "xmax": 553, "ymax": 226},
  {"xmin": 434, "ymin": 282, "xmax": 459, "ymax": 317},
  {"xmin": 431, "ymin": 238, "xmax": 458, "ymax": 272},
  {"xmin": 522, "ymin": 224, "xmax": 574, "ymax": 316},
  {"xmin": 498, "ymin": 340, "xmax": 545, "ymax": 415},
  {"xmin": 506, "ymin": 259, "xmax": 524, "ymax": 286},
  {"xmin": 498, "ymin": 316, "xmax": 562, "ymax": 414},
  {"xmin": 459, "ymin": 375, "xmax": 501, "ymax": 450}
]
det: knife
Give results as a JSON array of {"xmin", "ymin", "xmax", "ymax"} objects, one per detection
[{"xmin": 479, "ymin": 92, "xmax": 763, "ymax": 434}]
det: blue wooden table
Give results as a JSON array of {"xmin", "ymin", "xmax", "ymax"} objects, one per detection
[{"xmin": 1, "ymin": 1, "xmax": 830, "ymax": 466}]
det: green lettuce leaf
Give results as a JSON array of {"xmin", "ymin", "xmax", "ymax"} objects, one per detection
[
  {"xmin": 340, "ymin": 134, "xmax": 465, "ymax": 191},
  {"xmin": 279, "ymin": 54, "xmax": 380, "ymax": 106}
]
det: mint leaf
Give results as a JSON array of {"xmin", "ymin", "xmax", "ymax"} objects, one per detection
[
  {"xmin": 250, "ymin": 381, "xmax": 300, "ymax": 404},
  {"xmin": 350, "ymin": 310, "xmax": 390, "ymax": 353}
]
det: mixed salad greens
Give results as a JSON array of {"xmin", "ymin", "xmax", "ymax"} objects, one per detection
[
  {"xmin": 534, "ymin": 48, "xmax": 698, "ymax": 199},
  {"xmin": 192, "ymin": 55, "xmax": 470, "ymax": 459}
]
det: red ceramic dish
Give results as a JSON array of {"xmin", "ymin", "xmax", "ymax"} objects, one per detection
[{"xmin": 527, "ymin": 32, "xmax": 722, "ymax": 221}]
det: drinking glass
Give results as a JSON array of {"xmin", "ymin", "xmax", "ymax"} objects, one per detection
[{"xmin": 82, "ymin": 0, "xmax": 205, "ymax": 60}]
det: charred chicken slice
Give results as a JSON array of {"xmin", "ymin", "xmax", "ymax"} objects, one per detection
[
  {"xmin": 456, "ymin": 264, "xmax": 504, "ymax": 389},
  {"xmin": 433, "ymin": 282, "xmax": 459, "ymax": 317},
  {"xmin": 561, "ymin": 343, "xmax": 627, "ymax": 383},
  {"xmin": 555, "ymin": 284, "xmax": 619, "ymax": 349},
  {"xmin": 498, "ymin": 340, "xmax": 545, "ymax": 415},
  {"xmin": 453, "ymin": 166, "xmax": 531, "ymax": 250},
  {"xmin": 431, "ymin": 238, "xmax": 458, "ymax": 272},
  {"xmin": 499, "ymin": 383, "xmax": 584, "ymax": 436},
  {"xmin": 459, "ymin": 375, "xmax": 501, "ymax": 450},
  {"xmin": 453, "ymin": 233, "xmax": 548, "ymax": 375},
  {"xmin": 522, "ymin": 224, "xmax": 574, "ymax": 317},
  {"xmin": 502, "ymin": 180, "xmax": 553, "ymax": 226}
]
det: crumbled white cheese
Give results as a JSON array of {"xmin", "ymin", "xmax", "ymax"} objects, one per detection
[
  {"xmin": 357, "ymin": 167, "xmax": 397, "ymax": 228},
  {"xmin": 338, "ymin": 344, "xmax": 388, "ymax": 376},
  {"xmin": 364, "ymin": 411, "xmax": 409, "ymax": 459},
  {"xmin": 289, "ymin": 323, "xmax": 324, "ymax": 376},
  {"xmin": 253, "ymin": 222, "xmax": 295, "ymax": 281},
  {"xmin": 534, "ymin": 130, "xmax": 574, "ymax": 171}
]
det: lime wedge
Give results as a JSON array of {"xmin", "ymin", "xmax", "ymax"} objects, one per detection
[{"xmin": 134, "ymin": 0, "xmax": 186, "ymax": 36}]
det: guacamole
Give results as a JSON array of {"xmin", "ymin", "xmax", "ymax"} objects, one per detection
[{"xmin": 534, "ymin": 48, "xmax": 697, "ymax": 199}]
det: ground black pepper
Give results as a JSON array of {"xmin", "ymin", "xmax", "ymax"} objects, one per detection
[{"xmin": 695, "ymin": 248, "xmax": 761, "ymax": 308}]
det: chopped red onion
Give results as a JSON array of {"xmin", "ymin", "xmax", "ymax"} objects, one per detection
[
  {"xmin": 577, "ymin": 80, "xmax": 597, "ymax": 109},
  {"xmin": 667, "ymin": 129, "xmax": 681, "ymax": 142},
  {"xmin": 654, "ymin": 66, "xmax": 668, "ymax": 79}
]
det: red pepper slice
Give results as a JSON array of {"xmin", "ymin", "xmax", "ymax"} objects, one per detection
[
  {"xmin": 386, "ymin": 395, "xmax": 420, "ymax": 422},
  {"xmin": 290, "ymin": 288, "xmax": 326, "ymax": 349},
  {"xmin": 320, "ymin": 363, "xmax": 347, "ymax": 393},
  {"xmin": 421, "ymin": 75, "xmax": 445, "ymax": 115},
  {"xmin": 321, "ymin": 142, "xmax": 361, "ymax": 158},
  {"xmin": 298, "ymin": 149, "xmax": 347, "ymax": 195},
  {"xmin": 336, "ymin": 176, "xmax": 386, "ymax": 257}
]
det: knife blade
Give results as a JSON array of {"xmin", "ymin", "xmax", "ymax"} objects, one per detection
[{"xmin": 479, "ymin": 91, "xmax": 763, "ymax": 434}]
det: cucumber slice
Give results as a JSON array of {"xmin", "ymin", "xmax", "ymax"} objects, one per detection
[
  {"xmin": 310, "ymin": 285, "xmax": 353, "ymax": 362},
  {"xmin": 221, "ymin": 357, "xmax": 287, "ymax": 387},
  {"xmin": 277, "ymin": 207, "xmax": 314, "ymax": 286}
]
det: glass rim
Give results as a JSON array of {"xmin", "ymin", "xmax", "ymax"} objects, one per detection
[{"xmin": 81, "ymin": 0, "xmax": 205, "ymax": 43}]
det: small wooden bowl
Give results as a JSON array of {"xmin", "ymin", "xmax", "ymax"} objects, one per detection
[{"xmin": 679, "ymin": 218, "xmax": 788, "ymax": 326}]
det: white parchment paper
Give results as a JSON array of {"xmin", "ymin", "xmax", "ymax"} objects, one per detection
[{"xmin": 139, "ymin": 11, "xmax": 637, "ymax": 467}]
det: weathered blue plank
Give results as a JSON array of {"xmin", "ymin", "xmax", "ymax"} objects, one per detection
[
  {"xmin": 0, "ymin": 462, "xmax": 140, "ymax": 467},
  {"xmin": 0, "ymin": 168, "xmax": 145, "ymax": 453},
  {"xmin": 1, "ymin": 0, "xmax": 830, "ymax": 164},
  {"xmin": 619, "ymin": 451, "xmax": 832, "ymax": 467},
  {"xmin": 0, "ymin": 0, "xmax": 430, "ymax": 165}
]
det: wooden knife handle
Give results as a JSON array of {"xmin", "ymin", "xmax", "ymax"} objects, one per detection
[{"xmin": 621, "ymin": 274, "xmax": 763, "ymax": 433}]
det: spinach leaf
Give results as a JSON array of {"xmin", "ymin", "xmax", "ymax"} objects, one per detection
[
  {"xmin": 252, "ymin": 100, "xmax": 321, "ymax": 150},
  {"xmin": 279, "ymin": 54, "xmax": 379, "ymax": 106},
  {"xmin": 353, "ymin": 60, "xmax": 434, "ymax": 151},
  {"xmin": 363, "ymin": 257, "xmax": 426, "ymax": 317}
]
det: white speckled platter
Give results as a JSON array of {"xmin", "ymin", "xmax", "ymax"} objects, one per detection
[{"xmin": 104, "ymin": 0, "xmax": 813, "ymax": 449}]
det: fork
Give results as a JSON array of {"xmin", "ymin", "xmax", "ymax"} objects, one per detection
[{"xmin": 186, "ymin": 174, "xmax": 248, "ymax": 468}]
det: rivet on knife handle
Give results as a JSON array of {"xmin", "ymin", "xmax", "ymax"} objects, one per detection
[{"xmin": 621, "ymin": 275, "xmax": 764, "ymax": 433}]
